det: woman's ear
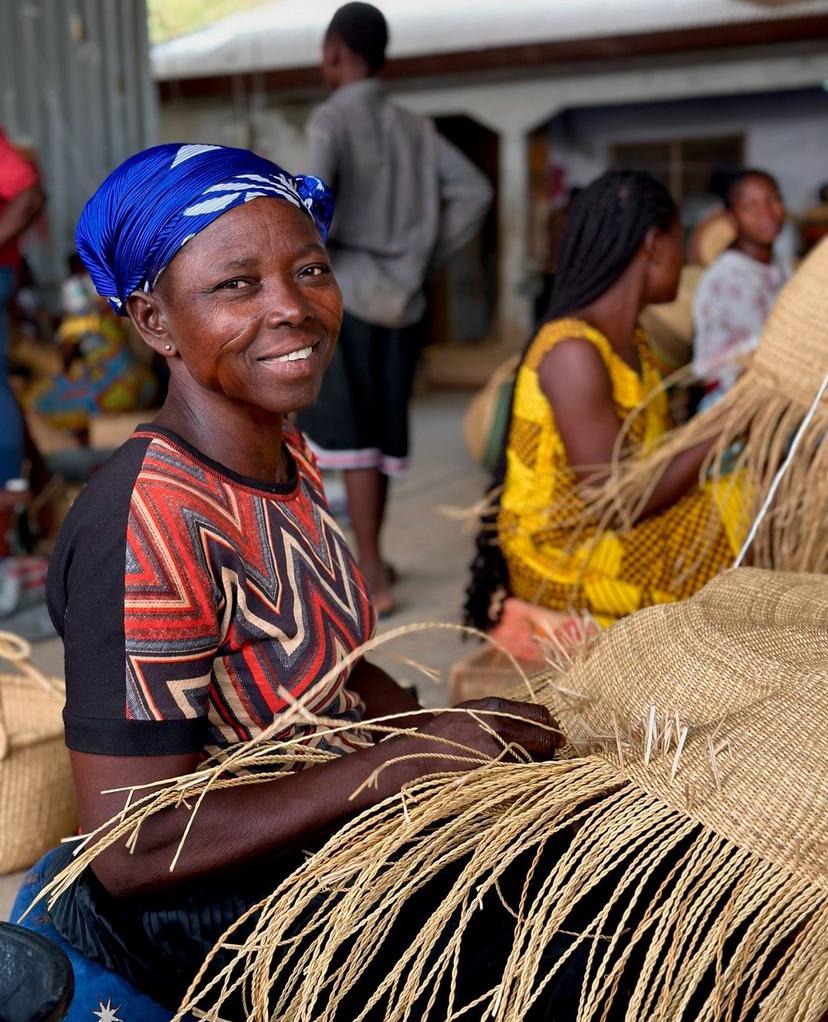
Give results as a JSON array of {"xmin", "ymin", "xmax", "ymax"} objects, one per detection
[
  {"xmin": 643, "ymin": 225, "xmax": 666, "ymax": 265},
  {"xmin": 126, "ymin": 291, "xmax": 178, "ymax": 359}
]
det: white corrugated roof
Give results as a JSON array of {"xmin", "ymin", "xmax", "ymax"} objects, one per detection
[{"xmin": 152, "ymin": 0, "xmax": 828, "ymax": 81}]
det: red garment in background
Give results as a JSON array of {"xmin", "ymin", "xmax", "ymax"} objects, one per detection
[{"xmin": 0, "ymin": 129, "xmax": 39, "ymax": 269}]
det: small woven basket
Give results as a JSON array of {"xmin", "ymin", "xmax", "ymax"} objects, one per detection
[{"xmin": 0, "ymin": 633, "xmax": 77, "ymax": 875}]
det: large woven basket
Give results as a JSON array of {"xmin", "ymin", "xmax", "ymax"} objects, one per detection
[{"xmin": 0, "ymin": 633, "xmax": 77, "ymax": 874}]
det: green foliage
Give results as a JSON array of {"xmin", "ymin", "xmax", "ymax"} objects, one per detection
[{"xmin": 147, "ymin": 0, "xmax": 264, "ymax": 44}]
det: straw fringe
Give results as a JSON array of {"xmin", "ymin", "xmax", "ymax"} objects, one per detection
[
  {"xmin": 165, "ymin": 758, "xmax": 828, "ymax": 1022},
  {"xmin": 31, "ymin": 708, "xmax": 828, "ymax": 1021}
]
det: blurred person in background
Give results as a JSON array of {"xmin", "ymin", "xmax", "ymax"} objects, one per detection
[
  {"xmin": 298, "ymin": 2, "xmax": 493, "ymax": 615},
  {"xmin": 0, "ymin": 128, "xmax": 43, "ymax": 484},
  {"xmin": 24, "ymin": 252, "xmax": 159, "ymax": 440},
  {"xmin": 692, "ymin": 169, "xmax": 789, "ymax": 411},
  {"xmin": 465, "ymin": 171, "xmax": 746, "ymax": 636}
]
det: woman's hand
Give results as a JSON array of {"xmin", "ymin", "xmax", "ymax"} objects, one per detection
[
  {"xmin": 413, "ymin": 697, "xmax": 561, "ymax": 767},
  {"xmin": 70, "ymin": 697, "xmax": 560, "ymax": 898}
]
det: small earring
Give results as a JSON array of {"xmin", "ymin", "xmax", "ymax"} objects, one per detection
[{"xmin": 164, "ymin": 344, "xmax": 172, "ymax": 352}]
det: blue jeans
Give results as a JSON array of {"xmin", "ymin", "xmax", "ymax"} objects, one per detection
[{"xmin": 0, "ymin": 266, "xmax": 23, "ymax": 485}]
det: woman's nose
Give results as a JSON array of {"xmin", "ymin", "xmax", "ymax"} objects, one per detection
[{"xmin": 264, "ymin": 281, "xmax": 310, "ymax": 328}]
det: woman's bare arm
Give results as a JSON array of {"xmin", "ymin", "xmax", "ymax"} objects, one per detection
[
  {"xmin": 70, "ymin": 695, "xmax": 557, "ymax": 898},
  {"xmin": 347, "ymin": 658, "xmax": 434, "ymax": 732},
  {"xmin": 538, "ymin": 339, "xmax": 715, "ymax": 520}
]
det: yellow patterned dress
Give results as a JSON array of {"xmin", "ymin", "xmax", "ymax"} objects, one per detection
[{"xmin": 498, "ymin": 318, "xmax": 745, "ymax": 625}]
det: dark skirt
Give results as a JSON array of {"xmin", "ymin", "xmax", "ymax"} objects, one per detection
[
  {"xmin": 297, "ymin": 311, "xmax": 422, "ymax": 476},
  {"xmin": 44, "ymin": 829, "xmax": 656, "ymax": 1021}
]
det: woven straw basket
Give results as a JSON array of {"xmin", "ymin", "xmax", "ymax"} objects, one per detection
[
  {"xmin": 549, "ymin": 567, "xmax": 828, "ymax": 888},
  {"xmin": 169, "ymin": 569, "xmax": 827, "ymax": 1022},
  {"xmin": 0, "ymin": 633, "xmax": 77, "ymax": 874},
  {"xmin": 751, "ymin": 237, "xmax": 828, "ymax": 406}
]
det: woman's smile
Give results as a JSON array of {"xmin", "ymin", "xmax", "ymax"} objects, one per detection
[{"xmin": 256, "ymin": 339, "xmax": 324, "ymax": 376}]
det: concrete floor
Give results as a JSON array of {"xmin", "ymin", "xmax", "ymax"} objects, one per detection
[
  {"xmin": 1, "ymin": 388, "xmax": 487, "ymax": 920},
  {"xmin": 355, "ymin": 388, "xmax": 489, "ymax": 706}
]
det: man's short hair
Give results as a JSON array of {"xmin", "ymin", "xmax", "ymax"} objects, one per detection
[{"xmin": 327, "ymin": 2, "xmax": 389, "ymax": 73}]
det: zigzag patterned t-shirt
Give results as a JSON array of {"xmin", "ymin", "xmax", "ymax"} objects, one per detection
[{"xmin": 47, "ymin": 423, "xmax": 375, "ymax": 760}]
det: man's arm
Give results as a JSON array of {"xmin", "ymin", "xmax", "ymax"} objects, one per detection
[
  {"xmin": 432, "ymin": 133, "xmax": 493, "ymax": 266},
  {"xmin": 306, "ymin": 108, "xmax": 340, "ymax": 197}
]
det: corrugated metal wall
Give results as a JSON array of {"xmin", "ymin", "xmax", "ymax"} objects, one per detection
[{"xmin": 0, "ymin": 0, "xmax": 157, "ymax": 290}]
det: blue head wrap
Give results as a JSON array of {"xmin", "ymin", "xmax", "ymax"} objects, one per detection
[{"xmin": 75, "ymin": 143, "xmax": 335, "ymax": 315}]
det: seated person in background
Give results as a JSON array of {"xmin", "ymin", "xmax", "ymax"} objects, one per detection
[
  {"xmin": 0, "ymin": 128, "xmax": 43, "ymax": 485},
  {"xmin": 692, "ymin": 169, "xmax": 790, "ymax": 410},
  {"xmin": 465, "ymin": 171, "xmax": 746, "ymax": 633},
  {"xmin": 24, "ymin": 252, "xmax": 158, "ymax": 439}
]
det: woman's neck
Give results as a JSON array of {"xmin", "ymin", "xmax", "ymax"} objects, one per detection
[
  {"xmin": 569, "ymin": 270, "xmax": 645, "ymax": 373},
  {"xmin": 732, "ymin": 237, "xmax": 774, "ymax": 265},
  {"xmin": 153, "ymin": 383, "xmax": 288, "ymax": 484}
]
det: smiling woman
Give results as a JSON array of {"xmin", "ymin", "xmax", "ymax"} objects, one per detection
[
  {"xmin": 133, "ymin": 202, "xmax": 342, "ymax": 473},
  {"xmin": 39, "ymin": 143, "xmax": 557, "ymax": 1013}
]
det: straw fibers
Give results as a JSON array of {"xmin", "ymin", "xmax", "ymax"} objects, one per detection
[
  {"xmin": 33, "ymin": 569, "xmax": 828, "ymax": 1021},
  {"xmin": 587, "ymin": 238, "xmax": 828, "ymax": 574}
]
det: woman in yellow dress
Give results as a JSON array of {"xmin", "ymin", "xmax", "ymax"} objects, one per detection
[{"xmin": 466, "ymin": 171, "xmax": 745, "ymax": 630}]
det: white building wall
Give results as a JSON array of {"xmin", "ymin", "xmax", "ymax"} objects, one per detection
[{"xmin": 548, "ymin": 90, "xmax": 828, "ymax": 216}]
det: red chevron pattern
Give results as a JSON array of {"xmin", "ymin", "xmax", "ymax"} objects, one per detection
[{"xmin": 123, "ymin": 424, "xmax": 374, "ymax": 759}]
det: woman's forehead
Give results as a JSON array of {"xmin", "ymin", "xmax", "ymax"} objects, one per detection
[
  {"xmin": 170, "ymin": 198, "xmax": 322, "ymax": 268},
  {"xmin": 733, "ymin": 176, "xmax": 781, "ymax": 203}
]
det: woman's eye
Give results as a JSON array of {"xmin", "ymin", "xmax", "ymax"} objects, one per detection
[
  {"xmin": 216, "ymin": 278, "xmax": 252, "ymax": 291},
  {"xmin": 300, "ymin": 264, "xmax": 332, "ymax": 279}
]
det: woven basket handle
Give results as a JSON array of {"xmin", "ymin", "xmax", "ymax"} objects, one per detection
[
  {"xmin": 0, "ymin": 631, "xmax": 65, "ymax": 761},
  {"xmin": 0, "ymin": 631, "xmax": 64, "ymax": 696}
]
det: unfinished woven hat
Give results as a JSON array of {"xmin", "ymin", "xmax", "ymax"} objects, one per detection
[
  {"xmin": 127, "ymin": 568, "xmax": 826, "ymax": 1022},
  {"xmin": 590, "ymin": 237, "xmax": 828, "ymax": 574}
]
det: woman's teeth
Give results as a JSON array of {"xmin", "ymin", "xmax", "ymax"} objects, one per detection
[{"xmin": 272, "ymin": 346, "xmax": 313, "ymax": 363}]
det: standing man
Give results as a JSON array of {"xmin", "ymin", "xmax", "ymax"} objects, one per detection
[
  {"xmin": 0, "ymin": 129, "xmax": 43, "ymax": 484},
  {"xmin": 298, "ymin": 2, "xmax": 492, "ymax": 615}
]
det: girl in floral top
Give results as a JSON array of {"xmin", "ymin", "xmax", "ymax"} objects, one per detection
[{"xmin": 692, "ymin": 170, "xmax": 791, "ymax": 410}]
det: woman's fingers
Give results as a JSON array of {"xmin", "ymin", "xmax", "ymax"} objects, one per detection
[{"xmin": 456, "ymin": 697, "xmax": 561, "ymax": 759}]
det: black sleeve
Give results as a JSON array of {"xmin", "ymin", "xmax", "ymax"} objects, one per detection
[{"xmin": 47, "ymin": 439, "xmax": 210, "ymax": 756}]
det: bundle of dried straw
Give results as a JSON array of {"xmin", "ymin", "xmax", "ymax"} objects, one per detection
[
  {"xmin": 34, "ymin": 569, "xmax": 828, "ymax": 1021},
  {"xmin": 591, "ymin": 239, "xmax": 828, "ymax": 573}
]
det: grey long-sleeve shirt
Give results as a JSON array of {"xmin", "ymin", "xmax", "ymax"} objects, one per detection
[{"xmin": 307, "ymin": 79, "xmax": 493, "ymax": 329}]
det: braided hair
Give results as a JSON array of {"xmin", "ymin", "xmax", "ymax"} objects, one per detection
[{"xmin": 463, "ymin": 170, "xmax": 678, "ymax": 631}]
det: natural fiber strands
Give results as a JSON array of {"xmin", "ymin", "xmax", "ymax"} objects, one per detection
[
  {"xmin": 36, "ymin": 571, "xmax": 828, "ymax": 1020},
  {"xmin": 171, "ymin": 765, "xmax": 828, "ymax": 1022},
  {"xmin": 591, "ymin": 239, "xmax": 828, "ymax": 574}
]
